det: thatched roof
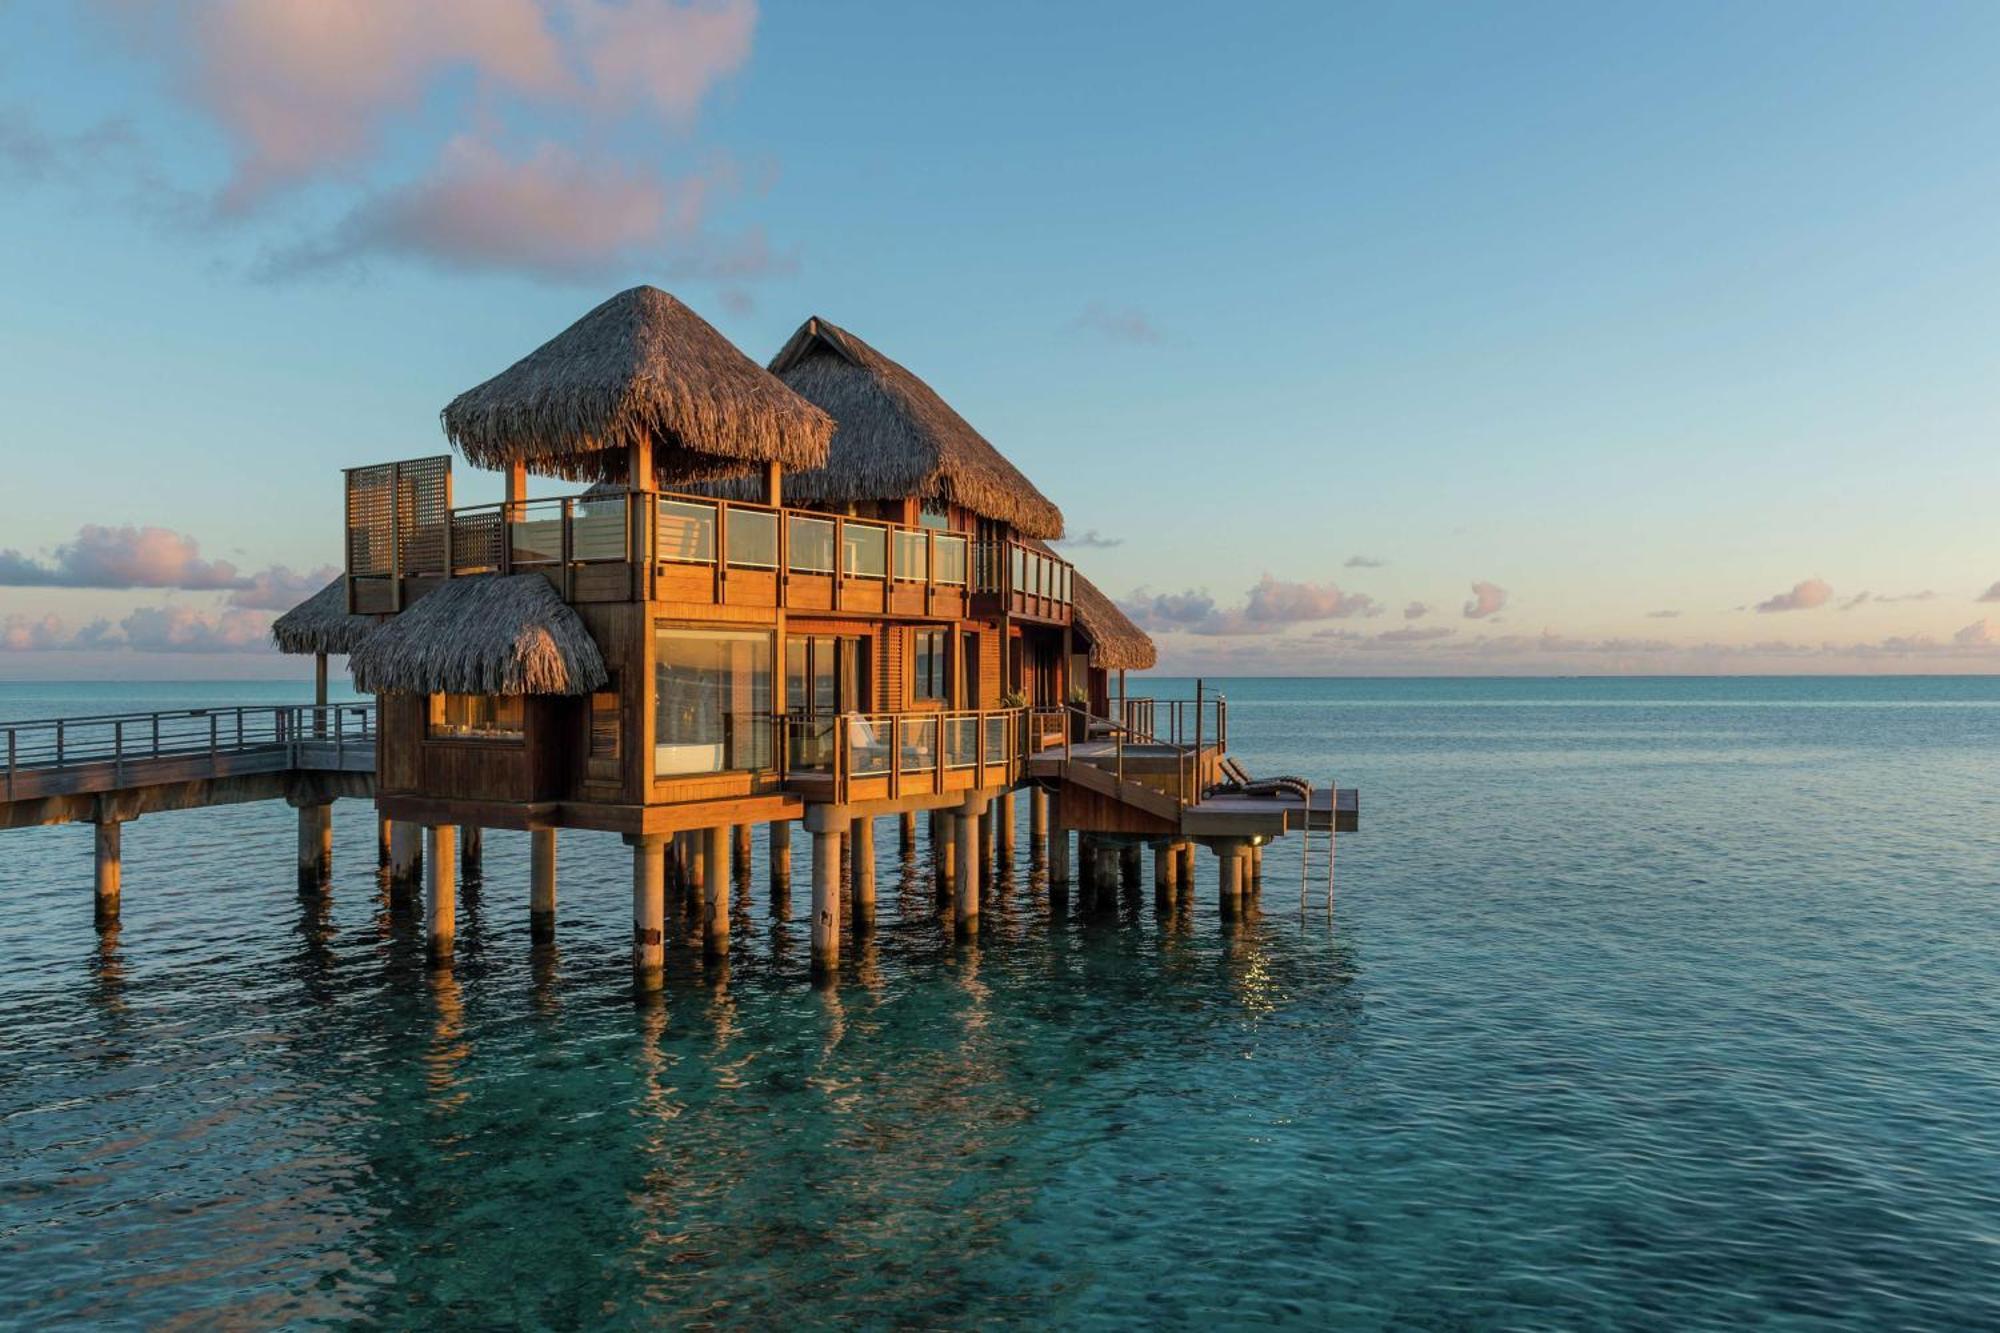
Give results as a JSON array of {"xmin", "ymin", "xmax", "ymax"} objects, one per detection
[
  {"xmin": 440, "ymin": 286, "xmax": 833, "ymax": 486},
  {"xmin": 694, "ymin": 317, "xmax": 1064, "ymax": 538},
  {"xmin": 347, "ymin": 575, "xmax": 608, "ymax": 696},
  {"xmin": 270, "ymin": 577, "xmax": 378, "ymax": 656}
]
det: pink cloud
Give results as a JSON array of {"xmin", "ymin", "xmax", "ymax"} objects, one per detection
[
  {"xmin": 1954, "ymin": 618, "xmax": 2000, "ymax": 648},
  {"xmin": 1462, "ymin": 581, "xmax": 1507, "ymax": 619},
  {"xmin": 1978, "ymin": 582, "xmax": 2000, "ymax": 604},
  {"xmin": 0, "ymin": 524, "xmax": 241, "ymax": 588},
  {"xmin": 227, "ymin": 564, "xmax": 340, "ymax": 611},
  {"xmin": 1070, "ymin": 303, "xmax": 1163, "ymax": 345},
  {"xmin": 119, "ymin": 604, "xmax": 273, "ymax": 653},
  {"xmin": 1755, "ymin": 578, "xmax": 1833, "ymax": 613},
  {"xmin": 1123, "ymin": 577, "xmax": 1379, "ymax": 636},
  {"xmin": 1404, "ymin": 601, "xmax": 1430, "ymax": 620},
  {"xmin": 266, "ymin": 136, "xmax": 723, "ymax": 280}
]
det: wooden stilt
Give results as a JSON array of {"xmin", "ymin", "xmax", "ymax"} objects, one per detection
[
  {"xmin": 1029, "ymin": 787, "xmax": 1047, "ymax": 859},
  {"xmin": 1048, "ymin": 795, "xmax": 1069, "ymax": 885},
  {"xmin": 1121, "ymin": 843, "xmax": 1142, "ymax": 887},
  {"xmin": 981, "ymin": 796, "xmax": 997, "ymax": 870},
  {"xmin": 998, "ymin": 789, "xmax": 1017, "ymax": 866},
  {"xmin": 389, "ymin": 820, "xmax": 421, "ymax": 906},
  {"xmin": 1217, "ymin": 841, "xmax": 1243, "ymax": 921},
  {"xmin": 425, "ymin": 824, "xmax": 457, "ymax": 966},
  {"xmin": 851, "ymin": 816, "xmax": 876, "ymax": 932},
  {"xmin": 630, "ymin": 833, "xmax": 665, "ymax": 992},
  {"xmin": 530, "ymin": 827, "xmax": 557, "ymax": 942},
  {"xmin": 460, "ymin": 825, "xmax": 482, "ymax": 876},
  {"xmin": 811, "ymin": 826, "xmax": 839, "ymax": 979},
  {"xmin": 703, "ymin": 825, "xmax": 729, "ymax": 960},
  {"xmin": 770, "ymin": 819, "xmax": 792, "ymax": 892},
  {"xmin": 900, "ymin": 811, "xmax": 916, "ymax": 854},
  {"xmin": 955, "ymin": 802, "xmax": 981, "ymax": 938},
  {"xmin": 1154, "ymin": 842, "xmax": 1176, "ymax": 914},
  {"xmin": 376, "ymin": 814, "xmax": 392, "ymax": 868},
  {"xmin": 937, "ymin": 812, "xmax": 957, "ymax": 899},
  {"xmin": 93, "ymin": 819, "xmax": 121, "ymax": 928},
  {"xmin": 733, "ymin": 823, "xmax": 751, "ymax": 877},
  {"xmin": 296, "ymin": 801, "xmax": 332, "ymax": 893}
]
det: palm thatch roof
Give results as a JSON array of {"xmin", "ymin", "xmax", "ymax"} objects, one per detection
[
  {"xmin": 694, "ymin": 317, "xmax": 1064, "ymax": 538},
  {"xmin": 1073, "ymin": 571, "xmax": 1156, "ymax": 670},
  {"xmin": 441, "ymin": 286, "xmax": 833, "ymax": 486},
  {"xmin": 347, "ymin": 575, "xmax": 608, "ymax": 696},
  {"xmin": 270, "ymin": 576, "xmax": 379, "ymax": 656}
]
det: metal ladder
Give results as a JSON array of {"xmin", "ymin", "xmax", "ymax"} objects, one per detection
[{"xmin": 1299, "ymin": 779, "xmax": 1336, "ymax": 912}]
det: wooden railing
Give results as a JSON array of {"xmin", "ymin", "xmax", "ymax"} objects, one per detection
[
  {"xmin": 1117, "ymin": 689, "xmax": 1227, "ymax": 751},
  {"xmin": 973, "ymin": 537, "xmax": 1073, "ymax": 620},
  {"xmin": 2, "ymin": 704, "xmax": 376, "ymax": 800},
  {"xmin": 779, "ymin": 706, "xmax": 1048, "ymax": 806}
]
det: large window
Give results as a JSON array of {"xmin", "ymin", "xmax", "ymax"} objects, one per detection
[
  {"xmin": 655, "ymin": 628, "xmax": 772, "ymax": 775},
  {"xmin": 429, "ymin": 693, "xmax": 524, "ymax": 742},
  {"xmin": 914, "ymin": 629, "xmax": 949, "ymax": 703}
]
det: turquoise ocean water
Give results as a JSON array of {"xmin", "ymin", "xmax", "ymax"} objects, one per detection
[{"xmin": 2, "ymin": 676, "xmax": 1997, "ymax": 1328}]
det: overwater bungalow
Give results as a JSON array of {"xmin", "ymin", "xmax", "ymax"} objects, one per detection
[{"xmin": 307, "ymin": 285, "xmax": 1353, "ymax": 987}]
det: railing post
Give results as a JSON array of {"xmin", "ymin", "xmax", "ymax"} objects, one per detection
[
  {"xmin": 113, "ymin": 720, "xmax": 122, "ymax": 782},
  {"xmin": 715, "ymin": 501, "xmax": 729, "ymax": 605},
  {"xmin": 889, "ymin": 714, "xmax": 901, "ymax": 800},
  {"xmin": 832, "ymin": 515, "xmax": 846, "ymax": 612},
  {"xmin": 560, "ymin": 498, "xmax": 575, "ymax": 601}
]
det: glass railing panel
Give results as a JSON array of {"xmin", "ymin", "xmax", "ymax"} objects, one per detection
[
  {"xmin": 900, "ymin": 716, "xmax": 937, "ymax": 774},
  {"xmin": 843, "ymin": 522, "xmax": 887, "ymax": 578},
  {"xmin": 658, "ymin": 499, "xmax": 716, "ymax": 564},
  {"xmin": 935, "ymin": 534, "xmax": 967, "ymax": 586},
  {"xmin": 945, "ymin": 715, "xmax": 978, "ymax": 769},
  {"xmin": 726, "ymin": 507, "xmax": 778, "ymax": 568},
  {"xmin": 984, "ymin": 715, "xmax": 1009, "ymax": 764},
  {"xmin": 572, "ymin": 497, "xmax": 628, "ymax": 562},
  {"xmin": 510, "ymin": 512, "xmax": 565, "ymax": 566},
  {"xmin": 893, "ymin": 530, "xmax": 928, "ymax": 582},
  {"xmin": 788, "ymin": 515, "xmax": 834, "ymax": 573},
  {"xmin": 1011, "ymin": 545, "xmax": 1027, "ymax": 594},
  {"xmin": 727, "ymin": 713, "xmax": 773, "ymax": 772},
  {"xmin": 847, "ymin": 714, "xmax": 892, "ymax": 776},
  {"xmin": 788, "ymin": 715, "xmax": 834, "ymax": 772}
]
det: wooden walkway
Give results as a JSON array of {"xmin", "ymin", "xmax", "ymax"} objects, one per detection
[{"xmin": 0, "ymin": 704, "xmax": 376, "ymax": 830}]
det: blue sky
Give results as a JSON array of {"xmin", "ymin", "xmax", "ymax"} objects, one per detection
[{"xmin": 4, "ymin": 1, "xmax": 2000, "ymax": 677}]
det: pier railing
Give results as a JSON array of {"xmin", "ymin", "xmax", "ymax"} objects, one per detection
[
  {"xmin": 1115, "ymin": 693, "xmax": 1226, "ymax": 751},
  {"xmin": 2, "ymin": 704, "xmax": 376, "ymax": 800}
]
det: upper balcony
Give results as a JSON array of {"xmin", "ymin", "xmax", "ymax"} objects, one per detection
[{"xmin": 343, "ymin": 456, "xmax": 1072, "ymax": 624}]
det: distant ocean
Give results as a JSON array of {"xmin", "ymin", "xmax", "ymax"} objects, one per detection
[{"xmin": 3, "ymin": 676, "xmax": 1997, "ymax": 1327}]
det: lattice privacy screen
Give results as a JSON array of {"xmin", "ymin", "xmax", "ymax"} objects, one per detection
[{"xmin": 345, "ymin": 455, "xmax": 452, "ymax": 587}]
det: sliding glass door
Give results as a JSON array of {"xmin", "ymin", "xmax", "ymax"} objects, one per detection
[
  {"xmin": 786, "ymin": 635, "xmax": 871, "ymax": 771},
  {"xmin": 654, "ymin": 627, "xmax": 773, "ymax": 776}
]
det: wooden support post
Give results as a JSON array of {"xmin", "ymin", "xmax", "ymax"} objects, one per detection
[
  {"xmin": 937, "ymin": 812, "xmax": 957, "ymax": 898},
  {"xmin": 93, "ymin": 819, "xmax": 121, "ymax": 928},
  {"xmin": 733, "ymin": 823, "xmax": 751, "ymax": 877},
  {"xmin": 1155, "ymin": 843, "xmax": 1176, "ymax": 914},
  {"xmin": 630, "ymin": 833, "xmax": 665, "ymax": 993},
  {"xmin": 811, "ymin": 826, "xmax": 839, "ymax": 979},
  {"xmin": 1217, "ymin": 840, "xmax": 1244, "ymax": 922},
  {"xmin": 770, "ymin": 819, "xmax": 792, "ymax": 907},
  {"xmin": 376, "ymin": 814, "xmax": 392, "ymax": 868},
  {"xmin": 955, "ymin": 802, "xmax": 982, "ymax": 938},
  {"xmin": 1178, "ymin": 841, "xmax": 1196, "ymax": 897},
  {"xmin": 1121, "ymin": 843, "xmax": 1142, "ymax": 887},
  {"xmin": 688, "ymin": 831, "xmax": 707, "ymax": 899},
  {"xmin": 530, "ymin": 827, "xmax": 557, "ymax": 943},
  {"xmin": 1097, "ymin": 846, "xmax": 1121, "ymax": 913},
  {"xmin": 1029, "ymin": 787, "xmax": 1047, "ymax": 857},
  {"xmin": 296, "ymin": 801, "xmax": 332, "ymax": 893},
  {"xmin": 389, "ymin": 820, "xmax": 421, "ymax": 905},
  {"xmin": 981, "ymin": 796, "xmax": 998, "ymax": 870},
  {"xmin": 900, "ymin": 811, "xmax": 916, "ymax": 854},
  {"xmin": 1077, "ymin": 833, "xmax": 1095, "ymax": 893},
  {"xmin": 851, "ymin": 816, "xmax": 876, "ymax": 932},
  {"xmin": 460, "ymin": 825, "xmax": 482, "ymax": 877},
  {"xmin": 703, "ymin": 825, "xmax": 729, "ymax": 960},
  {"xmin": 425, "ymin": 824, "xmax": 457, "ymax": 967},
  {"xmin": 1048, "ymin": 794, "xmax": 1069, "ymax": 884},
  {"xmin": 998, "ymin": 789, "xmax": 1016, "ymax": 867}
]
